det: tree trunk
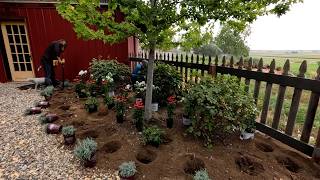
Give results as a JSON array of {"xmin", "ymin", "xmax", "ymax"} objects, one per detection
[{"xmin": 144, "ymin": 48, "xmax": 155, "ymax": 120}]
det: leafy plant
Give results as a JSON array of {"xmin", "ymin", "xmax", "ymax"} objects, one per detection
[
  {"xmin": 38, "ymin": 114, "xmax": 49, "ymax": 124},
  {"xmin": 40, "ymin": 86, "xmax": 54, "ymax": 97},
  {"xmin": 193, "ymin": 169, "xmax": 210, "ymax": 180},
  {"xmin": 114, "ymin": 96, "xmax": 127, "ymax": 117},
  {"xmin": 74, "ymin": 138, "xmax": 97, "ymax": 161},
  {"xmin": 104, "ymin": 95, "xmax": 114, "ymax": 107},
  {"xmin": 143, "ymin": 126, "xmax": 164, "ymax": 147},
  {"xmin": 75, "ymin": 83, "xmax": 87, "ymax": 97},
  {"xmin": 88, "ymin": 83, "xmax": 99, "ymax": 97},
  {"xmin": 85, "ymin": 97, "xmax": 98, "ymax": 112},
  {"xmin": 89, "ymin": 59, "xmax": 130, "ymax": 85},
  {"xmin": 185, "ymin": 75, "xmax": 258, "ymax": 147},
  {"xmin": 118, "ymin": 161, "xmax": 137, "ymax": 178},
  {"xmin": 133, "ymin": 100, "xmax": 144, "ymax": 131},
  {"xmin": 62, "ymin": 126, "xmax": 76, "ymax": 137},
  {"xmin": 167, "ymin": 96, "xmax": 176, "ymax": 119}
]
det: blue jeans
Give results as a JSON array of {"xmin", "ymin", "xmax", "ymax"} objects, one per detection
[{"xmin": 41, "ymin": 57, "xmax": 57, "ymax": 86}]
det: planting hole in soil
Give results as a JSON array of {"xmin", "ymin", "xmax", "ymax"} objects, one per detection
[
  {"xmin": 235, "ymin": 155, "xmax": 265, "ymax": 176},
  {"xmin": 80, "ymin": 130, "xmax": 99, "ymax": 139},
  {"xmin": 59, "ymin": 105, "xmax": 71, "ymax": 111},
  {"xmin": 70, "ymin": 120, "xmax": 85, "ymax": 127},
  {"xmin": 162, "ymin": 134, "xmax": 173, "ymax": 145},
  {"xmin": 276, "ymin": 156, "xmax": 301, "ymax": 173},
  {"xmin": 136, "ymin": 148, "xmax": 157, "ymax": 164},
  {"xmin": 103, "ymin": 126, "xmax": 117, "ymax": 137},
  {"xmin": 255, "ymin": 142, "xmax": 274, "ymax": 152},
  {"xmin": 102, "ymin": 141, "xmax": 121, "ymax": 153},
  {"xmin": 183, "ymin": 155, "xmax": 205, "ymax": 175}
]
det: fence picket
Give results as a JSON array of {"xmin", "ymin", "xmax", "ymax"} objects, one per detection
[
  {"xmin": 272, "ymin": 60, "xmax": 290, "ymax": 129},
  {"xmin": 244, "ymin": 58, "xmax": 253, "ymax": 92},
  {"xmin": 185, "ymin": 54, "xmax": 189, "ymax": 83},
  {"xmin": 285, "ymin": 61, "xmax": 307, "ymax": 135},
  {"xmin": 196, "ymin": 55, "xmax": 200, "ymax": 83},
  {"xmin": 253, "ymin": 58, "xmax": 263, "ymax": 105},
  {"xmin": 230, "ymin": 56, "xmax": 234, "ymax": 68},
  {"xmin": 180, "ymin": 54, "xmax": 183, "ymax": 76},
  {"xmin": 237, "ymin": 57, "xmax": 244, "ymax": 81},
  {"xmin": 201, "ymin": 54, "xmax": 205, "ymax": 77},
  {"xmin": 260, "ymin": 59, "xmax": 275, "ymax": 124},
  {"xmin": 222, "ymin": 56, "xmax": 226, "ymax": 67},
  {"xmin": 300, "ymin": 66, "xmax": 320, "ymax": 143}
]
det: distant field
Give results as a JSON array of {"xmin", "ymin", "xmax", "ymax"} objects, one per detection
[{"xmin": 250, "ymin": 50, "xmax": 320, "ymax": 78}]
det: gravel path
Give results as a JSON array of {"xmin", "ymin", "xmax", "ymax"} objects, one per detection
[{"xmin": 0, "ymin": 83, "xmax": 118, "ymax": 179}]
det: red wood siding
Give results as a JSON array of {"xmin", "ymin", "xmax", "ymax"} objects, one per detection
[
  {"xmin": 0, "ymin": 3, "xmax": 132, "ymax": 82},
  {"xmin": 0, "ymin": 52, "xmax": 7, "ymax": 83}
]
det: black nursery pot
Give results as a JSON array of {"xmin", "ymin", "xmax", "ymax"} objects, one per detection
[
  {"xmin": 166, "ymin": 118, "xmax": 173, "ymax": 128},
  {"xmin": 46, "ymin": 114, "xmax": 59, "ymax": 123},
  {"xmin": 78, "ymin": 92, "xmax": 87, "ymax": 98},
  {"xmin": 44, "ymin": 96, "xmax": 51, "ymax": 101},
  {"xmin": 116, "ymin": 114, "xmax": 124, "ymax": 123},
  {"xmin": 148, "ymin": 141, "xmax": 160, "ymax": 148},
  {"xmin": 28, "ymin": 107, "xmax": 42, "ymax": 115},
  {"xmin": 83, "ymin": 154, "xmax": 97, "ymax": 168},
  {"xmin": 107, "ymin": 103, "xmax": 115, "ymax": 110},
  {"xmin": 135, "ymin": 120, "xmax": 143, "ymax": 132},
  {"xmin": 46, "ymin": 123, "xmax": 62, "ymax": 134},
  {"xmin": 64, "ymin": 135, "xmax": 76, "ymax": 145},
  {"xmin": 88, "ymin": 106, "xmax": 98, "ymax": 113}
]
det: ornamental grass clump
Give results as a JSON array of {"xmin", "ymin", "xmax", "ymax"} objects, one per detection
[
  {"xmin": 118, "ymin": 161, "xmax": 137, "ymax": 179},
  {"xmin": 185, "ymin": 75, "xmax": 258, "ymax": 147},
  {"xmin": 193, "ymin": 169, "xmax": 210, "ymax": 180},
  {"xmin": 142, "ymin": 126, "xmax": 164, "ymax": 147},
  {"xmin": 62, "ymin": 126, "xmax": 76, "ymax": 145},
  {"xmin": 74, "ymin": 138, "xmax": 97, "ymax": 168},
  {"xmin": 133, "ymin": 100, "xmax": 144, "ymax": 132},
  {"xmin": 40, "ymin": 86, "xmax": 54, "ymax": 100}
]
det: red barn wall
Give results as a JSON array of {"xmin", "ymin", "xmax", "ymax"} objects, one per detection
[
  {"xmin": 0, "ymin": 52, "xmax": 7, "ymax": 82},
  {"xmin": 0, "ymin": 3, "xmax": 132, "ymax": 82}
]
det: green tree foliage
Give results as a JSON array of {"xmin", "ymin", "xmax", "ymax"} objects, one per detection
[
  {"xmin": 215, "ymin": 25, "xmax": 250, "ymax": 57},
  {"xmin": 193, "ymin": 42, "xmax": 223, "ymax": 57},
  {"xmin": 57, "ymin": 0, "xmax": 302, "ymax": 120}
]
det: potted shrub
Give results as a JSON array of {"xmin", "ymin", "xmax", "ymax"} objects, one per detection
[
  {"xmin": 166, "ymin": 96, "xmax": 176, "ymax": 128},
  {"xmin": 142, "ymin": 126, "xmax": 163, "ymax": 147},
  {"xmin": 133, "ymin": 100, "xmax": 144, "ymax": 132},
  {"xmin": 40, "ymin": 86, "xmax": 54, "ymax": 101},
  {"xmin": 24, "ymin": 107, "xmax": 42, "ymax": 115},
  {"xmin": 38, "ymin": 113, "xmax": 59, "ymax": 124},
  {"xmin": 114, "ymin": 96, "xmax": 127, "ymax": 123},
  {"xmin": 88, "ymin": 83, "xmax": 99, "ymax": 97},
  {"xmin": 45, "ymin": 123, "xmax": 62, "ymax": 134},
  {"xmin": 85, "ymin": 97, "xmax": 98, "ymax": 113},
  {"xmin": 74, "ymin": 138, "xmax": 97, "ymax": 168},
  {"xmin": 193, "ymin": 169, "xmax": 210, "ymax": 180},
  {"xmin": 62, "ymin": 126, "xmax": 76, "ymax": 145},
  {"xmin": 75, "ymin": 83, "xmax": 88, "ymax": 98},
  {"xmin": 118, "ymin": 161, "xmax": 137, "ymax": 180},
  {"xmin": 35, "ymin": 101, "xmax": 50, "ymax": 108},
  {"xmin": 240, "ymin": 117, "xmax": 256, "ymax": 140},
  {"xmin": 104, "ymin": 95, "xmax": 115, "ymax": 109}
]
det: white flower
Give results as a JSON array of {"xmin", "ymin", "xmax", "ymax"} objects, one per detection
[
  {"xmin": 78, "ymin": 70, "xmax": 87, "ymax": 76},
  {"xmin": 125, "ymin": 84, "xmax": 131, "ymax": 90}
]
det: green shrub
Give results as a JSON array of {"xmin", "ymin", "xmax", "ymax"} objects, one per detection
[
  {"xmin": 74, "ymin": 138, "xmax": 97, "ymax": 161},
  {"xmin": 185, "ymin": 75, "xmax": 258, "ymax": 147},
  {"xmin": 193, "ymin": 169, "xmax": 210, "ymax": 180},
  {"xmin": 85, "ymin": 97, "xmax": 98, "ymax": 112},
  {"xmin": 118, "ymin": 161, "xmax": 137, "ymax": 178},
  {"xmin": 75, "ymin": 83, "xmax": 87, "ymax": 97},
  {"xmin": 88, "ymin": 83, "xmax": 99, "ymax": 97},
  {"xmin": 62, "ymin": 126, "xmax": 76, "ymax": 136},
  {"xmin": 104, "ymin": 96, "xmax": 114, "ymax": 106},
  {"xmin": 143, "ymin": 63, "xmax": 182, "ymax": 104},
  {"xmin": 143, "ymin": 126, "xmax": 164, "ymax": 147},
  {"xmin": 89, "ymin": 59, "xmax": 130, "ymax": 85},
  {"xmin": 40, "ymin": 86, "xmax": 54, "ymax": 97}
]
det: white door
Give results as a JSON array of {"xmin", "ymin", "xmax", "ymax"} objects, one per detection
[{"xmin": 1, "ymin": 22, "xmax": 35, "ymax": 81}]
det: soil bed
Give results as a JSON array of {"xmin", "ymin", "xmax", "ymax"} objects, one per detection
[{"xmin": 48, "ymin": 89, "xmax": 320, "ymax": 179}]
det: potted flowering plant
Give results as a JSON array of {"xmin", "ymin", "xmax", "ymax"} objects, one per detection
[
  {"xmin": 134, "ymin": 81, "xmax": 160, "ymax": 111},
  {"xmin": 114, "ymin": 96, "xmax": 127, "ymax": 123},
  {"xmin": 133, "ymin": 100, "xmax": 144, "ymax": 132},
  {"xmin": 85, "ymin": 97, "xmax": 98, "ymax": 113},
  {"xmin": 166, "ymin": 96, "xmax": 176, "ymax": 128},
  {"xmin": 74, "ymin": 138, "xmax": 97, "ymax": 168},
  {"xmin": 62, "ymin": 126, "xmax": 76, "ymax": 145},
  {"xmin": 38, "ymin": 113, "xmax": 59, "ymax": 124},
  {"xmin": 45, "ymin": 123, "xmax": 62, "ymax": 134},
  {"xmin": 118, "ymin": 161, "xmax": 137, "ymax": 180}
]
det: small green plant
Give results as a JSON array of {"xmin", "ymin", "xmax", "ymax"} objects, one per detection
[
  {"xmin": 38, "ymin": 114, "xmax": 48, "ymax": 124},
  {"xmin": 75, "ymin": 83, "xmax": 87, "ymax": 98},
  {"xmin": 62, "ymin": 126, "xmax": 76, "ymax": 137},
  {"xmin": 104, "ymin": 95, "xmax": 114, "ymax": 107},
  {"xmin": 142, "ymin": 126, "xmax": 164, "ymax": 147},
  {"xmin": 88, "ymin": 83, "xmax": 99, "ymax": 97},
  {"xmin": 118, "ymin": 161, "xmax": 137, "ymax": 178},
  {"xmin": 85, "ymin": 97, "xmax": 98, "ymax": 112},
  {"xmin": 193, "ymin": 169, "xmax": 210, "ymax": 180},
  {"xmin": 63, "ymin": 80, "xmax": 72, "ymax": 87},
  {"xmin": 74, "ymin": 138, "xmax": 97, "ymax": 161},
  {"xmin": 40, "ymin": 86, "xmax": 54, "ymax": 97}
]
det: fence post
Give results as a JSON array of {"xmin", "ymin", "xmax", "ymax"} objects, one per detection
[
  {"xmin": 244, "ymin": 57, "xmax": 252, "ymax": 92},
  {"xmin": 253, "ymin": 58, "xmax": 263, "ymax": 105},
  {"xmin": 209, "ymin": 56, "xmax": 218, "ymax": 78},
  {"xmin": 230, "ymin": 56, "xmax": 234, "ymax": 68}
]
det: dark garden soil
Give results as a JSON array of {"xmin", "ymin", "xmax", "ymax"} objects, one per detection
[{"xmin": 49, "ymin": 88, "xmax": 320, "ymax": 180}]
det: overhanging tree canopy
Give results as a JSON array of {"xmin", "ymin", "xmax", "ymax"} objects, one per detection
[{"xmin": 57, "ymin": 0, "xmax": 302, "ymax": 120}]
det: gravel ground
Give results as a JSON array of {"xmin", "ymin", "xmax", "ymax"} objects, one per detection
[{"xmin": 0, "ymin": 83, "xmax": 119, "ymax": 179}]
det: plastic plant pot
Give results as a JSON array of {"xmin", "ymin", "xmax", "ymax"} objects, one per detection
[
  {"xmin": 46, "ymin": 123, "xmax": 62, "ymax": 134},
  {"xmin": 36, "ymin": 101, "xmax": 50, "ymax": 108},
  {"xmin": 167, "ymin": 118, "xmax": 173, "ymax": 128},
  {"xmin": 64, "ymin": 135, "xmax": 76, "ymax": 145},
  {"xmin": 83, "ymin": 154, "xmax": 97, "ymax": 168},
  {"xmin": 116, "ymin": 115, "xmax": 124, "ymax": 123}
]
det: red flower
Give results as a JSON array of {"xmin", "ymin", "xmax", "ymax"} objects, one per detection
[
  {"xmin": 134, "ymin": 100, "xmax": 144, "ymax": 109},
  {"xmin": 167, "ymin": 96, "xmax": 176, "ymax": 104}
]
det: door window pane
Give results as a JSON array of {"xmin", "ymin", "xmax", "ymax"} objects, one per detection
[
  {"xmin": 10, "ymin": 45, "xmax": 16, "ymax": 53},
  {"xmin": 8, "ymin": 35, "xmax": 14, "ymax": 43},
  {"xmin": 25, "ymin": 54, "xmax": 31, "ymax": 62},
  {"xmin": 18, "ymin": 54, "xmax": 24, "ymax": 62},
  {"xmin": 20, "ymin": 63, "xmax": 26, "ymax": 71},
  {"xmin": 12, "ymin": 54, "xmax": 18, "ymax": 62},
  {"xmin": 21, "ymin": 35, "xmax": 27, "ymax": 44},
  {"xmin": 15, "ymin": 35, "xmax": 21, "ymax": 43},
  {"xmin": 26, "ymin": 63, "xmax": 32, "ymax": 71},
  {"xmin": 17, "ymin": 45, "xmax": 22, "ymax": 53},
  {"xmin": 19, "ymin": 25, "xmax": 25, "ymax": 34},
  {"xmin": 13, "ymin": 25, "xmax": 19, "ymax": 34},
  {"xmin": 6, "ymin": 25, "xmax": 12, "ymax": 34},
  {"xmin": 14, "ymin": 63, "xmax": 19, "ymax": 71},
  {"xmin": 23, "ymin": 45, "xmax": 29, "ymax": 53}
]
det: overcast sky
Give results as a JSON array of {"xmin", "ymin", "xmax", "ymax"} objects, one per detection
[{"xmin": 247, "ymin": 0, "xmax": 320, "ymax": 50}]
